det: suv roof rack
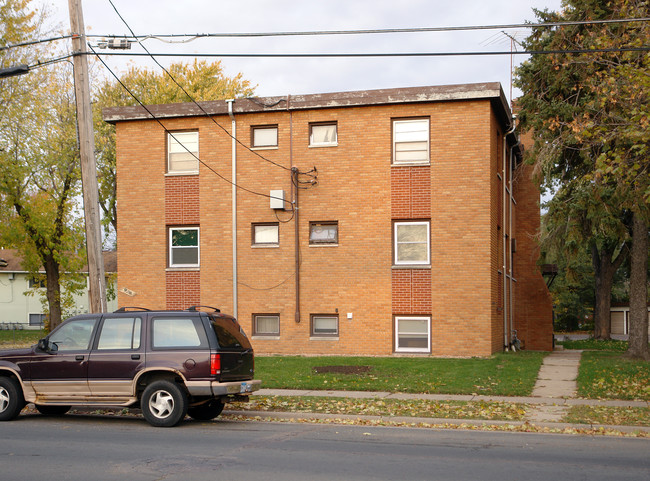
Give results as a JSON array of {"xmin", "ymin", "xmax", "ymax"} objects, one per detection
[
  {"xmin": 186, "ymin": 305, "xmax": 221, "ymax": 313},
  {"xmin": 113, "ymin": 306, "xmax": 151, "ymax": 312}
]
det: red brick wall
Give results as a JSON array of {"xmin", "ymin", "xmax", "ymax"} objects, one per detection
[{"xmin": 114, "ymin": 97, "xmax": 551, "ymax": 356}]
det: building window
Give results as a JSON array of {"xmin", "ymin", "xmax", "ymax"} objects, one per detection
[
  {"xmin": 29, "ymin": 313, "xmax": 46, "ymax": 327},
  {"xmin": 253, "ymin": 314, "xmax": 280, "ymax": 336},
  {"xmin": 311, "ymin": 314, "xmax": 339, "ymax": 337},
  {"xmin": 29, "ymin": 277, "xmax": 45, "ymax": 289},
  {"xmin": 251, "ymin": 125, "xmax": 278, "ymax": 148},
  {"xmin": 309, "ymin": 221, "xmax": 338, "ymax": 245},
  {"xmin": 252, "ymin": 223, "xmax": 279, "ymax": 246},
  {"xmin": 309, "ymin": 123, "xmax": 337, "ymax": 147},
  {"xmin": 393, "ymin": 119, "xmax": 429, "ymax": 164},
  {"xmin": 168, "ymin": 131, "xmax": 198, "ymax": 173},
  {"xmin": 394, "ymin": 221, "xmax": 430, "ymax": 265},
  {"xmin": 395, "ymin": 316, "xmax": 431, "ymax": 353},
  {"xmin": 169, "ymin": 227, "xmax": 200, "ymax": 267}
]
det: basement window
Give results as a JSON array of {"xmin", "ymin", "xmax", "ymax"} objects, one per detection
[
  {"xmin": 395, "ymin": 316, "xmax": 431, "ymax": 353},
  {"xmin": 309, "ymin": 221, "xmax": 338, "ymax": 245}
]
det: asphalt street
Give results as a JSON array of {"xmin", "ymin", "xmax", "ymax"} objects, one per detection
[{"xmin": 1, "ymin": 413, "xmax": 649, "ymax": 481}]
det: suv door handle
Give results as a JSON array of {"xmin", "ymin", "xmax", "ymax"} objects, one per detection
[
  {"xmin": 75, "ymin": 355, "xmax": 84, "ymax": 361},
  {"xmin": 131, "ymin": 354, "xmax": 141, "ymax": 360}
]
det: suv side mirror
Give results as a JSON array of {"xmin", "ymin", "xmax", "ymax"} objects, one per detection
[{"xmin": 37, "ymin": 338, "xmax": 58, "ymax": 353}]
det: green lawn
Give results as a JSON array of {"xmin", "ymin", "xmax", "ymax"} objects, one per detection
[
  {"xmin": 577, "ymin": 351, "xmax": 650, "ymax": 401},
  {"xmin": 0, "ymin": 329, "xmax": 45, "ymax": 348},
  {"xmin": 256, "ymin": 352, "xmax": 546, "ymax": 396}
]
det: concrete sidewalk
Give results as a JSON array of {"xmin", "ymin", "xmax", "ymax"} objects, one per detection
[{"xmin": 227, "ymin": 349, "xmax": 650, "ymax": 433}]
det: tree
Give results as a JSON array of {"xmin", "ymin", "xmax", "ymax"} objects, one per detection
[
  {"xmin": 92, "ymin": 60, "xmax": 256, "ymax": 235},
  {"xmin": 515, "ymin": 0, "xmax": 649, "ymax": 350},
  {"xmin": 0, "ymin": 0, "xmax": 86, "ymax": 330}
]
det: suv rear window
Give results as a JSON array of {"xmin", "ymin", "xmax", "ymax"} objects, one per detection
[
  {"xmin": 151, "ymin": 317, "xmax": 208, "ymax": 349},
  {"xmin": 211, "ymin": 319, "xmax": 252, "ymax": 350}
]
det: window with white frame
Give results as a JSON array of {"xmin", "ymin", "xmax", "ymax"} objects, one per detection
[
  {"xmin": 252, "ymin": 125, "xmax": 278, "ymax": 148},
  {"xmin": 252, "ymin": 223, "xmax": 279, "ymax": 246},
  {"xmin": 309, "ymin": 221, "xmax": 338, "ymax": 245},
  {"xmin": 253, "ymin": 314, "xmax": 280, "ymax": 336},
  {"xmin": 395, "ymin": 316, "xmax": 430, "ymax": 353},
  {"xmin": 309, "ymin": 123, "xmax": 337, "ymax": 147},
  {"xmin": 168, "ymin": 131, "xmax": 199, "ymax": 173},
  {"xmin": 311, "ymin": 314, "xmax": 338, "ymax": 337},
  {"xmin": 393, "ymin": 119, "xmax": 429, "ymax": 164},
  {"xmin": 169, "ymin": 227, "xmax": 200, "ymax": 267},
  {"xmin": 394, "ymin": 221, "xmax": 430, "ymax": 265}
]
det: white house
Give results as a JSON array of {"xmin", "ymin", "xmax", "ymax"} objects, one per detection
[{"xmin": 0, "ymin": 249, "xmax": 117, "ymax": 329}]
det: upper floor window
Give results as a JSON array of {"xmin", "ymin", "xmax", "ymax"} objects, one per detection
[
  {"xmin": 169, "ymin": 227, "xmax": 200, "ymax": 267},
  {"xmin": 309, "ymin": 221, "xmax": 338, "ymax": 245},
  {"xmin": 252, "ymin": 223, "xmax": 279, "ymax": 246},
  {"xmin": 251, "ymin": 125, "xmax": 278, "ymax": 148},
  {"xmin": 309, "ymin": 123, "xmax": 337, "ymax": 147},
  {"xmin": 168, "ymin": 131, "xmax": 198, "ymax": 174},
  {"xmin": 393, "ymin": 119, "xmax": 429, "ymax": 164},
  {"xmin": 394, "ymin": 221, "xmax": 430, "ymax": 265}
]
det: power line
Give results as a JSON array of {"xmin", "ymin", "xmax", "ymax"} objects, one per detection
[
  {"xmin": 91, "ymin": 46, "xmax": 650, "ymax": 59},
  {"xmin": 104, "ymin": 0, "xmax": 292, "ymax": 173},
  {"xmin": 86, "ymin": 17, "xmax": 650, "ymax": 42}
]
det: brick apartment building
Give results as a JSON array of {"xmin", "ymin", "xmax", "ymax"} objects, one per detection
[{"xmin": 104, "ymin": 82, "xmax": 553, "ymax": 357}]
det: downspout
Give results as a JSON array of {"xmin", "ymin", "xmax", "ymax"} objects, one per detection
[
  {"xmin": 227, "ymin": 99, "xmax": 238, "ymax": 319},
  {"xmin": 508, "ymin": 138, "xmax": 519, "ymax": 346},
  {"xmin": 503, "ymin": 119, "xmax": 516, "ymax": 350}
]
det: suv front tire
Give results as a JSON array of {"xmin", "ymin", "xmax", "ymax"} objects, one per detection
[{"xmin": 0, "ymin": 377, "xmax": 24, "ymax": 421}]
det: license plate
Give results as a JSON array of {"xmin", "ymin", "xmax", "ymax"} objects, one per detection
[{"xmin": 240, "ymin": 382, "xmax": 253, "ymax": 393}]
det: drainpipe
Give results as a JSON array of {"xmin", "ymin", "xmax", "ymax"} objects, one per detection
[
  {"xmin": 227, "ymin": 99, "xmax": 238, "ymax": 319},
  {"xmin": 503, "ymin": 119, "xmax": 516, "ymax": 350},
  {"xmin": 509, "ymin": 139, "xmax": 519, "ymax": 346}
]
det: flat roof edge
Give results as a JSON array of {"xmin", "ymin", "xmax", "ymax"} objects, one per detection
[{"xmin": 103, "ymin": 82, "xmax": 508, "ymax": 124}]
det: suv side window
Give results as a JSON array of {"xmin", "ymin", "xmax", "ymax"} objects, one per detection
[
  {"xmin": 97, "ymin": 317, "xmax": 142, "ymax": 350},
  {"xmin": 212, "ymin": 319, "xmax": 252, "ymax": 350},
  {"xmin": 151, "ymin": 317, "xmax": 208, "ymax": 349},
  {"xmin": 49, "ymin": 319, "xmax": 97, "ymax": 351}
]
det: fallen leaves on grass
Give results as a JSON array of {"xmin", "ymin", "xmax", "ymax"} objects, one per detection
[
  {"xmin": 564, "ymin": 405, "xmax": 650, "ymax": 427},
  {"xmin": 234, "ymin": 396, "xmax": 527, "ymax": 421}
]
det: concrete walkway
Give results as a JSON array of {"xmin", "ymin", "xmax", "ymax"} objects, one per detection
[{"xmin": 526, "ymin": 350, "xmax": 581, "ymax": 423}]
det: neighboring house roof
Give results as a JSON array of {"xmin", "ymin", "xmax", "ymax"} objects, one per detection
[
  {"xmin": 0, "ymin": 249, "xmax": 117, "ymax": 274},
  {"xmin": 103, "ymin": 82, "xmax": 513, "ymax": 128}
]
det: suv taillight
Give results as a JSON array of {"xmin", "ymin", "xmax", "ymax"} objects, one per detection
[{"xmin": 211, "ymin": 353, "xmax": 221, "ymax": 376}]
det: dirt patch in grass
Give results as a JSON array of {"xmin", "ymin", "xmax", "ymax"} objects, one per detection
[{"xmin": 313, "ymin": 365, "xmax": 372, "ymax": 375}]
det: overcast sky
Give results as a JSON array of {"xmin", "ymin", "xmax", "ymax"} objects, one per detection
[{"xmin": 47, "ymin": 0, "xmax": 564, "ymax": 103}]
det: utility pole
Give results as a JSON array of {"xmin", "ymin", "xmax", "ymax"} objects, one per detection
[{"xmin": 68, "ymin": 0, "xmax": 107, "ymax": 313}]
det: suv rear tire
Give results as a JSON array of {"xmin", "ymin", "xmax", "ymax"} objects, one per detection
[
  {"xmin": 187, "ymin": 399, "xmax": 225, "ymax": 421},
  {"xmin": 0, "ymin": 377, "xmax": 25, "ymax": 421},
  {"xmin": 141, "ymin": 380, "xmax": 188, "ymax": 427}
]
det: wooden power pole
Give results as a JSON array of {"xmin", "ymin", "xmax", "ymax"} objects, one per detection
[{"xmin": 68, "ymin": 0, "xmax": 107, "ymax": 313}]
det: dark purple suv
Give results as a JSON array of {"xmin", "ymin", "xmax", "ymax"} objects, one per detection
[{"xmin": 0, "ymin": 306, "xmax": 260, "ymax": 427}]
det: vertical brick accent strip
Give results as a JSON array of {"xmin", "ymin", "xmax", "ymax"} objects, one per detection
[
  {"xmin": 166, "ymin": 271, "xmax": 200, "ymax": 309},
  {"xmin": 166, "ymin": 175, "xmax": 200, "ymax": 308},
  {"xmin": 391, "ymin": 165, "xmax": 432, "ymax": 324}
]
